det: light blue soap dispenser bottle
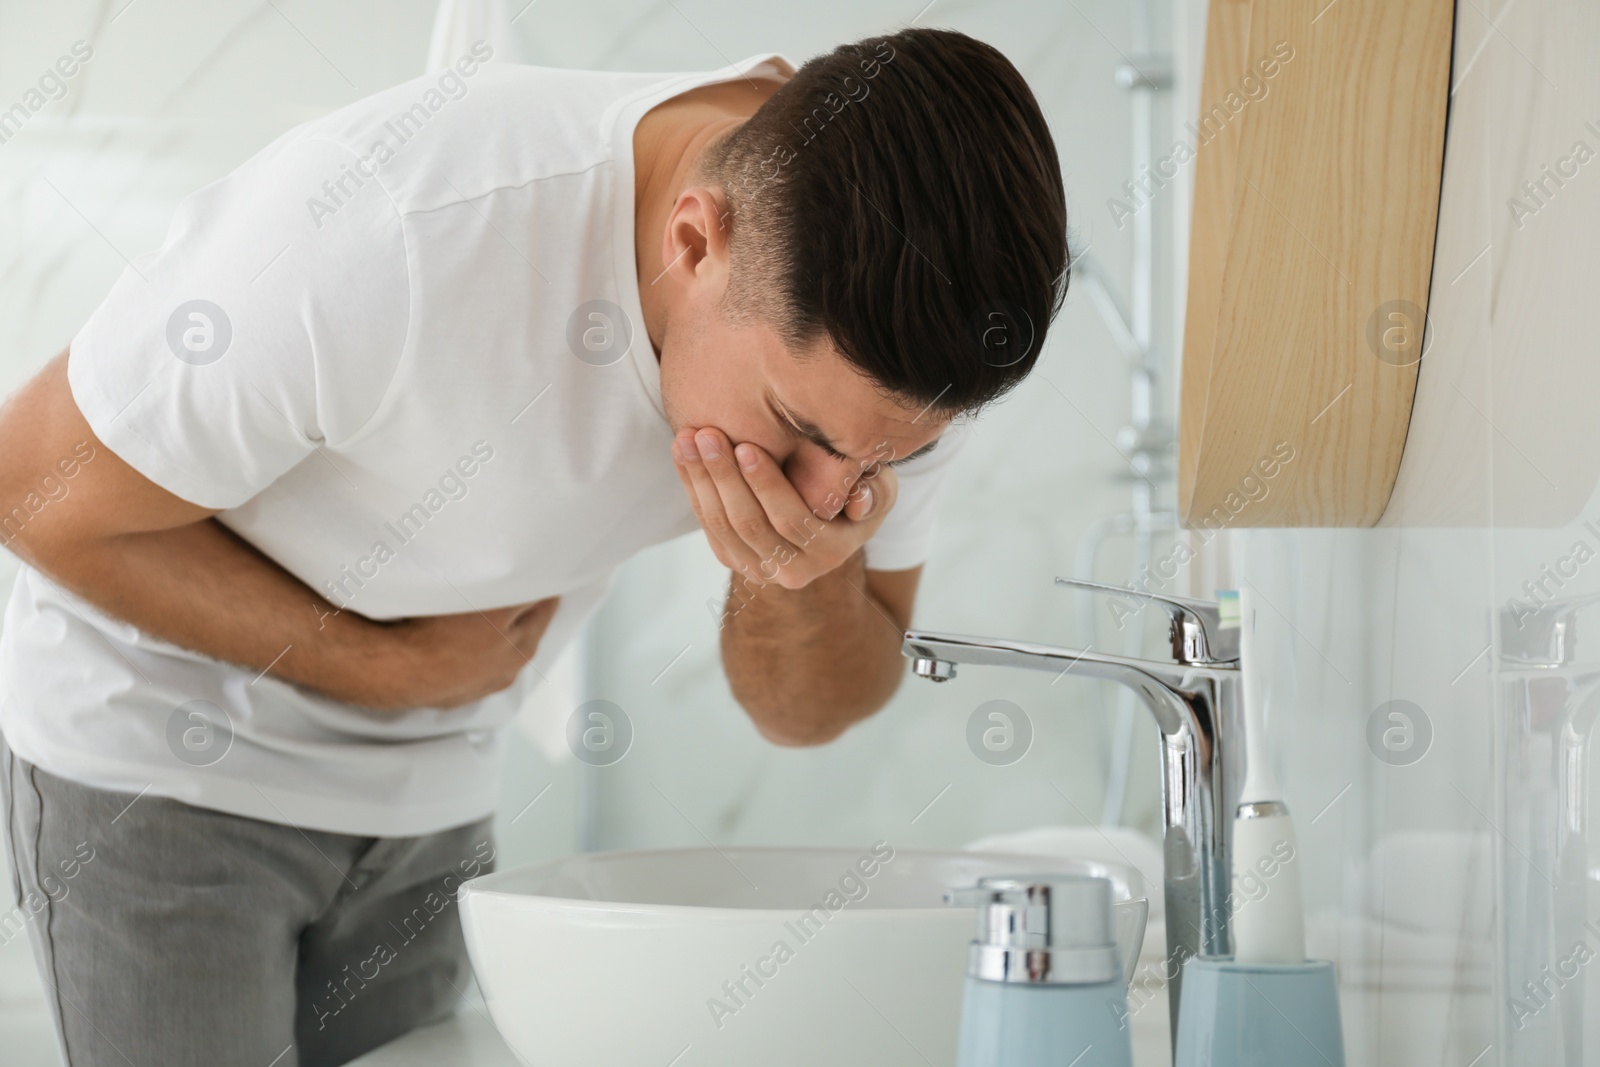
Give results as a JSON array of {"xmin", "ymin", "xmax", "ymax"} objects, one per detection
[{"xmin": 945, "ymin": 875, "xmax": 1133, "ymax": 1067}]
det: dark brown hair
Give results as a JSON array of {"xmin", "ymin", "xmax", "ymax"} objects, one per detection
[{"xmin": 703, "ymin": 27, "xmax": 1069, "ymax": 415}]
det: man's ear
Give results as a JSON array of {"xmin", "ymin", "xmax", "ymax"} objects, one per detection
[{"xmin": 660, "ymin": 186, "xmax": 732, "ymax": 289}]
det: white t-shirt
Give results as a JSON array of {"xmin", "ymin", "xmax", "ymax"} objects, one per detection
[{"xmin": 0, "ymin": 53, "xmax": 965, "ymax": 837}]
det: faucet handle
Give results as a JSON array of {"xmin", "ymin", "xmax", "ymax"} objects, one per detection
[{"xmin": 1055, "ymin": 576, "xmax": 1240, "ymax": 665}]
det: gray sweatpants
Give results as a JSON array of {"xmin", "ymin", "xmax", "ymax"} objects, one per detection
[{"xmin": 0, "ymin": 738, "xmax": 495, "ymax": 1067}]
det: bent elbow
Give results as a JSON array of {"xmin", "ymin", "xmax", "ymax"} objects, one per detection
[
  {"xmin": 743, "ymin": 688, "xmax": 898, "ymax": 748},
  {"xmin": 753, "ymin": 714, "xmax": 849, "ymax": 748}
]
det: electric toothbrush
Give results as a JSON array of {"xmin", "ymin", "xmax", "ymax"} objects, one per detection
[{"xmin": 1219, "ymin": 587, "xmax": 1306, "ymax": 964}]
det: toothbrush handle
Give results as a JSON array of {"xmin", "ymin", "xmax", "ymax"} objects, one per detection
[{"xmin": 1231, "ymin": 812, "xmax": 1307, "ymax": 964}]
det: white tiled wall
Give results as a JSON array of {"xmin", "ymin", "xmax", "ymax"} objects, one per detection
[
  {"xmin": 4, "ymin": 1, "xmax": 1594, "ymax": 1066},
  {"xmin": 0, "ymin": 930, "xmax": 58, "ymax": 1065}
]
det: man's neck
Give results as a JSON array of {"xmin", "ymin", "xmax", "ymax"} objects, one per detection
[{"xmin": 633, "ymin": 78, "xmax": 784, "ymax": 358}]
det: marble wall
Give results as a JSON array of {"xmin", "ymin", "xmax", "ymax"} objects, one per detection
[{"xmin": 1, "ymin": 1, "xmax": 1593, "ymax": 1065}]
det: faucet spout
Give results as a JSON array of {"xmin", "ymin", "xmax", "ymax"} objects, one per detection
[
  {"xmin": 903, "ymin": 615, "xmax": 1242, "ymax": 1052},
  {"xmin": 905, "ymin": 631, "xmax": 1200, "ymax": 737}
]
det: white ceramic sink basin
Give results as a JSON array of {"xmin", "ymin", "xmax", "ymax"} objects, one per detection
[{"xmin": 459, "ymin": 845, "xmax": 1148, "ymax": 1067}]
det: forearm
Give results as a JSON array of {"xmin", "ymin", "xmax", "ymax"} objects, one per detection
[
  {"xmin": 720, "ymin": 550, "xmax": 907, "ymax": 745},
  {"xmin": 10, "ymin": 518, "xmax": 386, "ymax": 704},
  {"xmin": 0, "ymin": 350, "xmax": 552, "ymax": 712}
]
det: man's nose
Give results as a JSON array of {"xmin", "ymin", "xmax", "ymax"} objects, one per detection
[{"xmin": 785, "ymin": 456, "xmax": 859, "ymax": 521}]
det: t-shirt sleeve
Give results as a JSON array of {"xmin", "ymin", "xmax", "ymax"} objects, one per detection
[
  {"xmin": 67, "ymin": 135, "xmax": 411, "ymax": 510},
  {"xmin": 860, "ymin": 415, "xmax": 972, "ymax": 572}
]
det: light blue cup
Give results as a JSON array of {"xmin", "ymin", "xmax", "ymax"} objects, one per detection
[{"xmin": 1174, "ymin": 956, "xmax": 1345, "ymax": 1067}]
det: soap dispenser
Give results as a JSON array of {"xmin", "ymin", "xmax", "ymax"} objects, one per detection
[{"xmin": 945, "ymin": 875, "xmax": 1133, "ymax": 1067}]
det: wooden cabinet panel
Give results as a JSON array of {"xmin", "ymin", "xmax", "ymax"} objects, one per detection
[{"xmin": 1179, "ymin": 0, "xmax": 1454, "ymax": 528}]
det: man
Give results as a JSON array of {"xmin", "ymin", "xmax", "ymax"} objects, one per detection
[{"xmin": 0, "ymin": 25, "xmax": 1066, "ymax": 1066}]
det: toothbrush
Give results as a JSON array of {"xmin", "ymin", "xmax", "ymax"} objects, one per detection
[{"xmin": 1219, "ymin": 587, "xmax": 1306, "ymax": 964}]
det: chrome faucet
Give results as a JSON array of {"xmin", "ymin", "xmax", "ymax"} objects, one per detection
[{"xmin": 903, "ymin": 577, "xmax": 1243, "ymax": 1046}]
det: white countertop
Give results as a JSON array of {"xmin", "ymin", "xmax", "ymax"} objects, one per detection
[
  {"xmin": 348, "ymin": 1001, "xmax": 521, "ymax": 1067},
  {"xmin": 349, "ymin": 991, "xmax": 1173, "ymax": 1067}
]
